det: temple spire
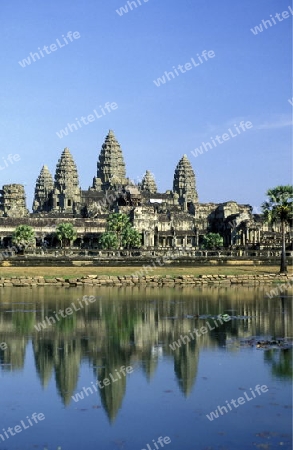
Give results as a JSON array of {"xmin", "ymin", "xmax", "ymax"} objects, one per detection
[
  {"xmin": 52, "ymin": 148, "xmax": 80, "ymax": 213},
  {"xmin": 173, "ymin": 155, "xmax": 198, "ymax": 208},
  {"xmin": 32, "ymin": 165, "xmax": 54, "ymax": 213},
  {"xmin": 93, "ymin": 131, "xmax": 127, "ymax": 191},
  {"xmin": 140, "ymin": 170, "xmax": 157, "ymax": 194}
]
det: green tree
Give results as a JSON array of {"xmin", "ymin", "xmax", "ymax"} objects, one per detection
[
  {"xmin": 107, "ymin": 213, "xmax": 130, "ymax": 247},
  {"xmin": 262, "ymin": 185, "xmax": 293, "ymax": 273},
  {"xmin": 99, "ymin": 213, "xmax": 141, "ymax": 249},
  {"xmin": 55, "ymin": 223, "xmax": 77, "ymax": 249},
  {"xmin": 202, "ymin": 232, "xmax": 223, "ymax": 250},
  {"xmin": 99, "ymin": 231, "xmax": 118, "ymax": 250},
  {"xmin": 121, "ymin": 226, "xmax": 141, "ymax": 249},
  {"xmin": 12, "ymin": 225, "xmax": 35, "ymax": 253}
]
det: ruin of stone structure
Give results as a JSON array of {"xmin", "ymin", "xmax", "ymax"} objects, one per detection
[
  {"xmin": 0, "ymin": 130, "xmax": 290, "ymax": 250},
  {"xmin": 0, "ymin": 184, "xmax": 29, "ymax": 218}
]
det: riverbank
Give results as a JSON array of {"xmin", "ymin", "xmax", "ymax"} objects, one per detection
[
  {"xmin": 0, "ymin": 265, "xmax": 289, "ymax": 279},
  {"xmin": 0, "ymin": 271, "xmax": 292, "ymax": 287}
]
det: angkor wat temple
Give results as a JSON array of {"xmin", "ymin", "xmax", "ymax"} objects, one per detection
[{"xmin": 0, "ymin": 130, "xmax": 289, "ymax": 249}]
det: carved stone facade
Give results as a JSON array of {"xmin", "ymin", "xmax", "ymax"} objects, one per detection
[
  {"xmin": 0, "ymin": 184, "xmax": 29, "ymax": 218},
  {"xmin": 92, "ymin": 130, "xmax": 127, "ymax": 192},
  {"xmin": 173, "ymin": 154, "xmax": 198, "ymax": 210},
  {"xmin": 32, "ymin": 165, "xmax": 54, "ymax": 213},
  {"xmin": 0, "ymin": 131, "xmax": 291, "ymax": 250},
  {"xmin": 141, "ymin": 171, "xmax": 157, "ymax": 194},
  {"xmin": 52, "ymin": 147, "xmax": 81, "ymax": 214}
]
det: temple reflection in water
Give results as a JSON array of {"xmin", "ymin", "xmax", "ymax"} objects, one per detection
[{"xmin": 0, "ymin": 286, "xmax": 292, "ymax": 422}]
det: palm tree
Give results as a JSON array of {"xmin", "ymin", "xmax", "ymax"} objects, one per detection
[
  {"xmin": 55, "ymin": 223, "xmax": 77, "ymax": 250},
  {"xmin": 262, "ymin": 185, "xmax": 293, "ymax": 273},
  {"xmin": 12, "ymin": 225, "xmax": 35, "ymax": 254}
]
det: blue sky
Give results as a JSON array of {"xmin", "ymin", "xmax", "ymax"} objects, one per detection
[{"xmin": 0, "ymin": 0, "xmax": 292, "ymax": 211}]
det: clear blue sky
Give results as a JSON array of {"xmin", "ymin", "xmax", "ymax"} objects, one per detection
[{"xmin": 0, "ymin": 0, "xmax": 292, "ymax": 212}]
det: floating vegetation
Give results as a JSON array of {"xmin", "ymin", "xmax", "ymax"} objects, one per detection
[{"xmin": 239, "ymin": 337, "xmax": 293, "ymax": 350}]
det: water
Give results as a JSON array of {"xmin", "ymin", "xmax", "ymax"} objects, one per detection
[{"xmin": 0, "ymin": 285, "xmax": 292, "ymax": 450}]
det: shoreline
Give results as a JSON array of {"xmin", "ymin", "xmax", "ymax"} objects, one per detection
[{"xmin": 0, "ymin": 273, "xmax": 292, "ymax": 287}]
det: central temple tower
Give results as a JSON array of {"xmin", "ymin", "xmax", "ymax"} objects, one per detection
[
  {"xmin": 92, "ymin": 130, "xmax": 127, "ymax": 192},
  {"xmin": 52, "ymin": 147, "xmax": 81, "ymax": 213}
]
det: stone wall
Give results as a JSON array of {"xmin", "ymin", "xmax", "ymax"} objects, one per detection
[{"xmin": 0, "ymin": 273, "xmax": 291, "ymax": 287}]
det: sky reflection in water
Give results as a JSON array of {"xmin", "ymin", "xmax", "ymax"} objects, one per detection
[{"xmin": 0, "ymin": 286, "xmax": 292, "ymax": 450}]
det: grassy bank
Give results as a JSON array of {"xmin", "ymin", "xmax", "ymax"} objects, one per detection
[{"xmin": 0, "ymin": 265, "xmax": 290, "ymax": 279}]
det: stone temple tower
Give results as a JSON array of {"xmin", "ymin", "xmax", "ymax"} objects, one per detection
[
  {"xmin": 0, "ymin": 184, "xmax": 29, "ymax": 217},
  {"xmin": 32, "ymin": 165, "xmax": 54, "ymax": 213},
  {"xmin": 173, "ymin": 154, "xmax": 198, "ymax": 209},
  {"xmin": 52, "ymin": 148, "xmax": 81, "ymax": 213},
  {"xmin": 92, "ymin": 130, "xmax": 127, "ymax": 192},
  {"xmin": 140, "ymin": 171, "xmax": 157, "ymax": 194}
]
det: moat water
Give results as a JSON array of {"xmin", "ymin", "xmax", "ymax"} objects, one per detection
[{"xmin": 0, "ymin": 285, "xmax": 292, "ymax": 450}]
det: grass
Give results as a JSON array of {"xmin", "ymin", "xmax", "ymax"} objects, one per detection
[{"xmin": 0, "ymin": 265, "xmax": 290, "ymax": 279}]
